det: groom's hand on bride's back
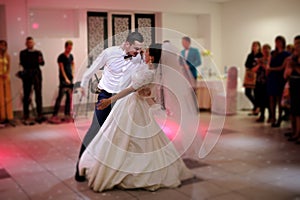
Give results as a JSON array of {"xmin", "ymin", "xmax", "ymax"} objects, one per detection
[{"xmin": 97, "ymin": 99, "xmax": 111, "ymax": 110}]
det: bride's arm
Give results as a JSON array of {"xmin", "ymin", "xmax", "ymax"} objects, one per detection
[
  {"xmin": 97, "ymin": 85, "xmax": 154, "ymax": 110},
  {"xmin": 98, "ymin": 70, "xmax": 154, "ymax": 110},
  {"xmin": 97, "ymin": 86, "xmax": 135, "ymax": 110}
]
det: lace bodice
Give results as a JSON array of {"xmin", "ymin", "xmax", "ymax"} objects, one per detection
[{"xmin": 131, "ymin": 68, "xmax": 155, "ymax": 90}]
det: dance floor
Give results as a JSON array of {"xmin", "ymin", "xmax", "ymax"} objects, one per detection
[{"xmin": 0, "ymin": 111, "xmax": 300, "ymax": 200}]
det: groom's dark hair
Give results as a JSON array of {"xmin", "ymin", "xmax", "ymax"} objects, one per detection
[{"xmin": 126, "ymin": 32, "xmax": 144, "ymax": 44}]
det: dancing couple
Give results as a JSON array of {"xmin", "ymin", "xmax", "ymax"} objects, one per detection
[{"xmin": 75, "ymin": 32, "xmax": 199, "ymax": 192}]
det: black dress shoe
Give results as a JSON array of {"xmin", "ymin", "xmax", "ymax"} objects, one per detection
[
  {"xmin": 271, "ymin": 121, "xmax": 281, "ymax": 128},
  {"xmin": 284, "ymin": 132, "xmax": 293, "ymax": 137},
  {"xmin": 75, "ymin": 162, "xmax": 86, "ymax": 182},
  {"xmin": 35, "ymin": 116, "xmax": 47, "ymax": 124},
  {"xmin": 75, "ymin": 169, "xmax": 86, "ymax": 182},
  {"xmin": 256, "ymin": 117, "xmax": 265, "ymax": 123},
  {"xmin": 288, "ymin": 137, "xmax": 299, "ymax": 142},
  {"xmin": 23, "ymin": 119, "xmax": 35, "ymax": 126}
]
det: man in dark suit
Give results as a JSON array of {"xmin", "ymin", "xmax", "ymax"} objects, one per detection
[
  {"xmin": 19, "ymin": 37, "xmax": 45, "ymax": 125},
  {"xmin": 180, "ymin": 36, "xmax": 202, "ymax": 80}
]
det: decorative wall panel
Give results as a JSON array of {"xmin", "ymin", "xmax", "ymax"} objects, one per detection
[
  {"xmin": 112, "ymin": 15, "xmax": 132, "ymax": 46},
  {"xmin": 135, "ymin": 14, "xmax": 155, "ymax": 46},
  {"xmin": 87, "ymin": 12, "xmax": 108, "ymax": 64}
]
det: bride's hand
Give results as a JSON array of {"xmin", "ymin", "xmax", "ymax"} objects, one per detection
[
  {"xmin": 137, "ymin": 87, "xmax": 151, "ymax": 97},
  {"xmin": 97, "ymin": 98, "xmax": 111, "ymax": 110}
]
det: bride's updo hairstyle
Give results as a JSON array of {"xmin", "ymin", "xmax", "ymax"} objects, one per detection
[{"xmin": 149, "ymin": 43, "xmax": 162, "ymax": 68}]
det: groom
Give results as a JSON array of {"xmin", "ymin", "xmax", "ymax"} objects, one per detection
[{"xmin": 75, "ymin": 32, "xmax": 144, "ymax": 181}]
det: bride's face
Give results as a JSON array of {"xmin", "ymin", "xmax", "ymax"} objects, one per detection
[{"xmin": 144, "ymin": 48, "xmax": 151, "ymax": 63}]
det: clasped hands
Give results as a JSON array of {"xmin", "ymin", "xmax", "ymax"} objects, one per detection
[{"xmin": 137, "ymin": 87, "xmax": 151, "ymax": 97}]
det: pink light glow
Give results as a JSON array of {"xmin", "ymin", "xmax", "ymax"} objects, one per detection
[
  {"xmin": 32, "ymin": 23, "xmax": 39, "ymax": 29},
  {"xmin": 156, "ymin": 118, "xmax": 180, "ymax": 141},
  {"xmin": 156, "ymin": 117, "xmax": 208, "ymax": 141}
]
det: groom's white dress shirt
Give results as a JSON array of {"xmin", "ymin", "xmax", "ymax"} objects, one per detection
[{"xmin": 81, "ymin": 45, "xmax": 144, "ymax": 94}]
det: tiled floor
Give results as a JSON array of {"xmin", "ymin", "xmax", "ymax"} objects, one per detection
[{"xmin": 0, "ymin": 111, "xmax": 300, "ymax": 200}]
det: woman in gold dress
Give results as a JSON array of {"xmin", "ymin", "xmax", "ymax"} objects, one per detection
[{"xmin": 0, "ymin": 40, "xmax": 14, "ymax": 122}]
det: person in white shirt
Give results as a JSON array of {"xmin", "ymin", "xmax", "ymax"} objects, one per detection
[{"xmin": 75, "ymin": 32, "xmax": 144, "ymax": 182}]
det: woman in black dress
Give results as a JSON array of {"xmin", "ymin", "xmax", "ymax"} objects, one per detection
[
  {"xmin": 253, "ymin": 44, "xmax": 271, "ymax": 122},
  {"xmin": 285, "ymin": 35, "xmax": 300, "ymax": 144},
  {"xmin": 266, "ymin": 36, "xmax": 290, "ymax": 127},
  {"xmin": 244, "ymin": 41, "xmax": 263, "ymax": 115}
]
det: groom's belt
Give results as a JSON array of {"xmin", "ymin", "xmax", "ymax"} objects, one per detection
[{"xmin": 97, "ymin": 88, "xmax": 113, "ymax": 95}]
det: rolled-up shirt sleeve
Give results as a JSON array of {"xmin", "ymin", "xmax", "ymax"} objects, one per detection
[{"xmin": 80, "ymin": 50, "xmax": 107, "ymax": 88}]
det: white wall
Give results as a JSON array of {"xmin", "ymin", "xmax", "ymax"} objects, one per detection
[
  {"xmin": 162, "ymin": 13, "xmax": 210, "ymax": 49},
  {"xmin": 221, "ymin": 0, "xmax": 300, "ymax": 77},
  {"xmin": 4, "ymin": 0, "xmax": 29, "ymax": 109},
  {"xmin": 2, "ymin": 0, "xmax": 223, "ymax": 112}
]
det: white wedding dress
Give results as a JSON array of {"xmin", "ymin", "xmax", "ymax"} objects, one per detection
[{"xmin": 79, "ymin": 67, "xmax": 193, "ymax": 192}]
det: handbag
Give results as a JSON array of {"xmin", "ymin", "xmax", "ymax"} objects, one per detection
[
  {"xmin": 243, "ymin": 69, "xmax": 256, "ymax": 88},
  {"xmin": 281, "ymin": 82, "xmax": 290, "ymax": 108}
]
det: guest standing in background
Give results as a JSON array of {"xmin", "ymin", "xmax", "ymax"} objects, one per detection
[
  {"xmin": 281, "ymin": 43, "xmax": 295, "ymax": 121},
  {"xmin": 49, "ymin": 40, "xmax": 74, "ymax": 124},
  {"xmin": 244, "ymin": 41, "xmax": 263, "ymax": 115},
  {"xmin": 267, "ymin": 36, "xmax": 290, "ymax": 127},
  {"xmin": 286, "ymin": 44, "xmax": 294, "ymax": 55},
  {"xmin": 252, "ymin": 44, "xmax": 271, "ymax": 123},
  {"xmin": 284, "ymin": 35, "xmax": 300, "ymax": 144},
  {"xmin": 0, "ymin": 40, "xmax": 14, "ymax": 123},
  {"xmin": 19, "ymin": 37, "xmax": 45, "ymax": 125},
  {"xmin": 179, "ymin": 36, "xmax": 202, "ymax": 81}
]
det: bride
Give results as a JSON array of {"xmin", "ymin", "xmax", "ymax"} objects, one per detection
[{"xmin": 78, "ymin": 43, "xmax": 196, "ymax": 192}]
